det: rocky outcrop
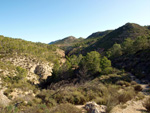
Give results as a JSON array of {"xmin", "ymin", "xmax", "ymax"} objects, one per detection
[{"xmin": 1, "ymin": 54, "xmax": 53, "ymax": 81}]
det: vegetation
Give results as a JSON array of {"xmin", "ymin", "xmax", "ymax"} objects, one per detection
[
  {"xmin": 107, "ymin": 36, "xmax": 150, "ymax": 58},
  {"xmin": 0, "ymin": 35, "xmax": 60, "ymax": 63}
]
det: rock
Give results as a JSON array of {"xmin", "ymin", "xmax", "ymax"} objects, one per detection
[{"xmin": 84, "ymin": 101, "xmax": 107, "ymax": 113}]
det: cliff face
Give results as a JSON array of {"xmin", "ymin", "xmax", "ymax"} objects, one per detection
[{"xmin": 1, "ymin": 54, "xmax": 54, "ymax": 82}]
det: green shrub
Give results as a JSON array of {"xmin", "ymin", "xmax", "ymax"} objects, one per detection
[{"xmin": 16, "ymin": 66, "xmax": 27, "ymax": 79}]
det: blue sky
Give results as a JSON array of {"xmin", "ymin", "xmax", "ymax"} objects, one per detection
[{"xmin": 0, "ymin": 0, "xmax": 150, "ymax": 43}]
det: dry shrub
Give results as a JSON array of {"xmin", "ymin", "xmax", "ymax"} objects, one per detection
[
  {"xmin": 93, "ymin": 97, "xmax": 107, "ymax": 105},
  {"xmin": 116, "ymin": 80, "xmax": 130, "ymax": 87},
  {"xmin": 118, "ymin": 88, "xmax": 135, "ymax": 103},
  {"xmin": 106, "ymin": 87, "xmax": 136, "ymax": 113},
  {"xmin": 143, "ymin": 97, "xmax": 150, "ymax": 112},
  {"xmin": 21, "ymin": 104, "xmax": 49, "ymax": 113},
  {"xmin": 131, "ymin": 81, "xmax": 137, "ymax": 85},
  {"xmin": 106, "ymin": 96, "xmax": 119, "ymax": 113},
  {"xmin": 136, "ymin": 92, "xmax": 145, "ymax": 100},
  {"xmin": 49, "ymin": 103, "xmax": 82, "ymax": 113}
]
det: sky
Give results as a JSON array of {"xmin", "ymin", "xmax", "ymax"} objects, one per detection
[{"xmin": 0, "ymin": 0, "xmax": 150, "ymax": 43}]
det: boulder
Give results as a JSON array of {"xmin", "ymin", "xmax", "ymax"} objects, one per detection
[{"xmin": 84, "ymin": 101, "xmax": 107, "ymax": 113}]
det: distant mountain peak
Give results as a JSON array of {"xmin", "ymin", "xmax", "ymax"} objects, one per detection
[
  {"xmin": 65, "ymin": 36, "xmax": 76, "ymax": 40},
  {"xmin": 122, "ymin": 23, "xmax": 146, "ymax": 30},
  {"xmin": 49, "ymin": 36, "xmax": 84, "ymax": 45}
]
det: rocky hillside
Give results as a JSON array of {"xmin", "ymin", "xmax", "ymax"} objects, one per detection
[
  {"xmin": 0, "ymin": 35, "xmax": 65, "ymax": 107},
  {"xmin": 112, "ymin": 49, "xmax": 150, "ymax": 80}
]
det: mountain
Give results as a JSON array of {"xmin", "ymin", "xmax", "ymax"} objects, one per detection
[
  {"xmin": 94, "ymin": 23, "xmax": 150, "ymax": 49},
  {"xmin": 87, "ymin": 30, "xmax": 112, "ymax": 39},
  {"xmin": 49, "ymin": 40, "xmax": 57, "ymax": 44},
  {"xmin": 78, "ymin": 23, "xmax": 150, "ymax": 54},
  {"xmin": 49, "ymin": 36, "xmax": 84, "ymax": 45}
]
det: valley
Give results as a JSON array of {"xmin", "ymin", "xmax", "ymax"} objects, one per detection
[{"xmin": 0, "ymin": 23, "xmax": 150, "ymax": 113}]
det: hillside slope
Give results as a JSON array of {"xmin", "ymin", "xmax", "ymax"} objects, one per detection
[
  {"xmin": 0, "ymin": 35, "xmax": 65, "ymax": 107},
  {"xmin": 85, "ymin": 23, "xmax": 150, "ymax": 52},
  {"xmin": 112, "ymin": 49, "xmax": 150, "ymax": 80}
]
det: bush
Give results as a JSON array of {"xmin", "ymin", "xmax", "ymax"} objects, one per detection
[
  {"xmin": 116, "ymin": 80, "xmax": 130, "ymax": 87},
  {"xmin": 101, "ymin": 67, "xmax": 113, "ymax": 75},
  {"xmin": 49, "ymin": 103, "xmax": 82, "ymax": 113},
  {"xmin": 117, "ymin": 88, "xmax": 136, "ymax": 103},
  {"xmin": 93, "ymin": 97, "xmax": 106, "ymax": 105},
  {"xmin": 136, "ymin": 92, "xmax": 145, "ymax": 100},
  {"xmin": 134, "ymin": 85, "xmax": 143, "ymax": 92},
  {"xmin": 22, "ymin": 104, "xmax": 49, "ymax": 113},
  {"xmin": 0, "ymin": 105, "xmax": 18, "ymax": 113}
]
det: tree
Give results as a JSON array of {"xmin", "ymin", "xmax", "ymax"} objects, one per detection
[
  {"xmin": 67, "ymin": 54, "xmax": 83, "ymax": 69},
  {"xmin": 80, "ymin": 51, "xmax": 101, "ymax": 75},
  {"xmin": 133, "ymin": 36, "xmax": 149, "ymax": 51},
  {"xmin": 108, "ymin": 43, "xmax": 122, "ymax": 58},
  {"xmin": 100, "ymin": 56, "xmax": 111, "ymax": 70},
  {"xmin": 122, "ymin": 38, "xmax": 134, "ymax": 54}
]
